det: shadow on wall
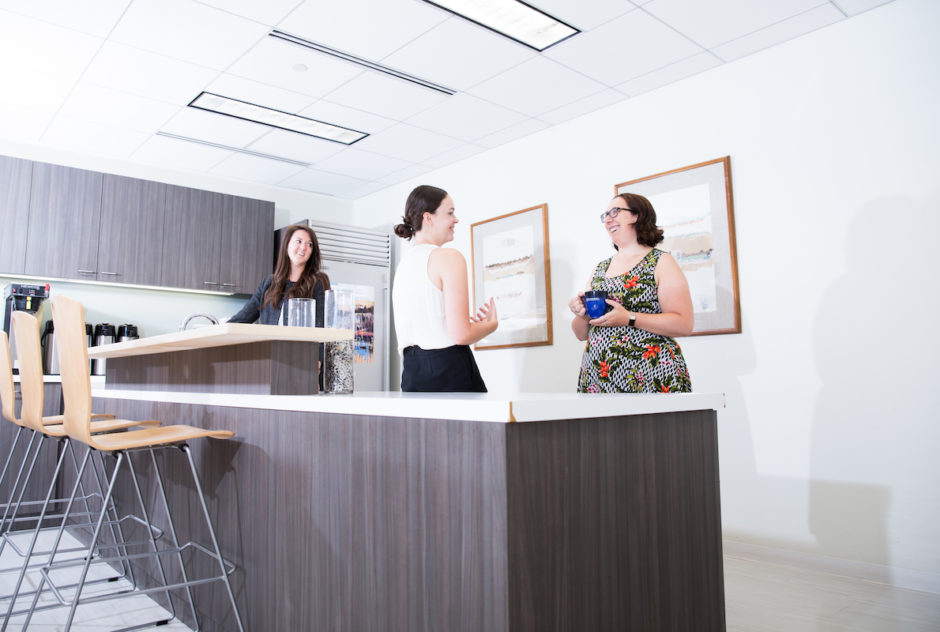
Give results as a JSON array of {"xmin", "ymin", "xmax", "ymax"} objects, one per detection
[{"xmin": 810, "ymin": 192, "xmax": 940, "ymax": 575}]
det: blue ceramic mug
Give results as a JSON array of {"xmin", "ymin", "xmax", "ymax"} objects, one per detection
[{"xmin": 583, "ymin": 290, "xmax": 608, "ymax": 319}]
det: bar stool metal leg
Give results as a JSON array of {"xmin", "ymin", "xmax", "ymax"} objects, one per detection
[
  {"xmin": 183, "ymin": 444, "xmax": 245, "ymax": 632},
  {"xmin": 0, "ymin": 435, "xmax": 70, "ymax": 631}
]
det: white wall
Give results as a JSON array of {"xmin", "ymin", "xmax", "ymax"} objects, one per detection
[
  {"xmin": 0, "ymin": 137, "xmax": 355, "ymax": 335},
  {"xmin": 355, "ymin": 0, "xmax": 940, "ymax": 592}
]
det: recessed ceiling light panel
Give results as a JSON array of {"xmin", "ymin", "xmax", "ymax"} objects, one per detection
[
  {"xmin": 188, "ymin": 92, "xmax": 368, "ymax": 145},
  {"xmin": 421, "ymin": 0, "xmax": 579, "ymax": 51}
]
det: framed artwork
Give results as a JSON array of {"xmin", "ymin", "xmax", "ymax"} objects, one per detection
[
  {"xmin": 615, "ymin": 156, "xmax": 741, "ymax": 335},
  {"xmin": 471, "ymin": 204, "xmax": 553, "ymax": 350}
]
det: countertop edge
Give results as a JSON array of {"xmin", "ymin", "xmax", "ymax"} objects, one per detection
[{"xmin": 90, "ymin": 389, "xmax": 724, "ymax": 423}]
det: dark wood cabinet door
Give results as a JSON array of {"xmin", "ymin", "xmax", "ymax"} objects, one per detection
[
  {"xmin": 0, "ymin": 156, "xmax": 32, "ymax": 274},
  {"xmin": 161, "ymin": 184, "xmax": 223, "ymax": 291},
  {"xmin": 220, "ymin": 196, "xmax": 274, "ymax": 294},
  {"xmin": 98, "ymin": 175, "xmax": 166, "ymax": 286},
  {"xmin": 25, "ymin": 163, "xmax": 102, "ymax": 280}
]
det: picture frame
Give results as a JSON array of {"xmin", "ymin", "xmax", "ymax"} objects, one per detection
[
  {"xmin": 615, "ymin": 156, "xmax": 741, "ymax": 336},
  {"xmin": 471, "ymin": 204, "xmax": 553, "ymax": 350}
]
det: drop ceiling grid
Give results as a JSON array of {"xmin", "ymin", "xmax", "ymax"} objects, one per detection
[{"xmin": 0, "ymin": 0, "xmax": 897, "ymax": 199}]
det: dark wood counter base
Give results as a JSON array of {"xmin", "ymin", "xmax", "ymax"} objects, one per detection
[{"xmin": 89, "ymin": 398, "xmax": 725, "ymax": 631}]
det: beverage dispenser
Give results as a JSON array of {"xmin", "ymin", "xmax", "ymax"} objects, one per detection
[{"xmin": 3, "ymin": 283, "xmax": 50, "ymax": 373}]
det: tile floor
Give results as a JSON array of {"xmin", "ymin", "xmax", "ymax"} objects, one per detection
[{"xmin": 1, "ymin": 529, "xmax": 938, "ymax": 631}]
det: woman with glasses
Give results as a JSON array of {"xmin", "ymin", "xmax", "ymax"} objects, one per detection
[
  {"xmin": 569, "ymin": 193, "xmax": 694, "ymax": 393},
  {"xmin": 392, "ymin": 185, "xmax": 497, "ymax": 392}
]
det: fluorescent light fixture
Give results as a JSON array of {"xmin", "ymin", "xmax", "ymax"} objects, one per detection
[
  {"xmin": 270, "ymin": 30, "xmax": 456, "ymax": 96},
  {"xmin": 421, "ymin": 0, "xmax": 578, "ymax": 51},
  {"xmin": 155, "ymin": 132, "xmax": 312, "ymax": 166},
  {"xmin": 188, "ymin": 92, "xmax": 368, "ymax": 145}
]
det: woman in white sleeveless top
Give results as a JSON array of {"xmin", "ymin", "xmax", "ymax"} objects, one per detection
[{"xmin": 392, "ymin": 185, "xmax": 498, "ymax": 392}]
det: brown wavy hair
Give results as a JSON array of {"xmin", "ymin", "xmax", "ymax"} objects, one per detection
[
  {"xmin": 393, "ymin": 185, "xmax": 448, "ymax": 240},
  {"xmin": 616, "ymin": 193, "xmax": 664, "ymax": 248},
  {"xmin": 263, "ymin": 224, "xmax": 330, "ymax": 309}
]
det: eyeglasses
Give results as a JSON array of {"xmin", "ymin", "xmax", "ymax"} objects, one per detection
[{"xmin": 599, "ymin": 207, "xmax": 630, "ymax": 222}]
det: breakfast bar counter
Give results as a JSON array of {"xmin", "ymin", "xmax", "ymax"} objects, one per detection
[{"xmin": 88, "ymin": 384, "xmax": 727, "ymax": 631}]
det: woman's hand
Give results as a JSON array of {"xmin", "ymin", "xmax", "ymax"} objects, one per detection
[
  {"xmin": 568, "ymin": 292, "xmax": 587, "ymax": 317},
  {"xmin": 471, "ymin": 297, "xmax": 497, "ymax": 324},
  {"xmin": 588, "ymin": 299, "xmax": 626, "ymax": 327}
]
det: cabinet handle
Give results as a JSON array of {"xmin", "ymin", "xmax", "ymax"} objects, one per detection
[
  {"xmin": 77, "ymin": 269, "xmax": 96, "ymax": 274},
  {"xmin": 221, "ymin": 283, "xmax": 236, "ymax": 287},
  {"xmin": 99, "ymin": 271, "xmax": 120, "ymax": 276},
  {"xmin": 203, "ymin": 281, "xmax": 219, "ymax": 286}
]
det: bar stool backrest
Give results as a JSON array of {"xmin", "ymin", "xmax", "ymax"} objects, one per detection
[
  {"xmin": 0, "ymin": 331, "xmax": 19, "ymax": 425},
  {"xmin": 50, "ymin": 296, "xmax": 94, "ymax": 446},
  {"xmin": 10, "ymin": 312, "xmax": 46, "ymax": 433}
]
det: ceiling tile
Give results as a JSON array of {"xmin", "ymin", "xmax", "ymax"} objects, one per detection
[
  {"xmin": 209, "ymin": 153, "xmax": 307, "ymax": 183},
  {"xmin": 82, "ymin": 41, "xmax": 219, "ymax": 105},
  {"xmin": 545, "ymin": 10, "xmax": 703, "ymax": 86},
  {"xmin": 131, "ymin": 135, "xmax": 233, "ymax": 171},
  {"xmin": 226, "ymin": 36, "xmax": 365, "ymax": 99},
  {"xmin": 538, "ymin": 89, "xmax": 627, "ymax": 125},
  {"xmin": 247, "ymin": 129, "xmax": 346, "ymax": 164},
  {"xmin": 380, "ymin": 17, "xmax": 536, "ymax": 92},
  {"xmin": 0, "ymin": 104, "xmax": 56, "ymax": 142},
  {"xmin": 206, "ymin": 74, "xmax": 316, "ymax": 113},
  {"xmin": 160, "ymin": 108, "xmax": 269, "ymax": 148},
  {"xmin": 0, "ymin": 65, "xmax": 77, "ymax": 113},
  {"xmin": 299, "ymin": 100, "xmax": 398, "ymax": 135},
  {"xmin": 712, "ymin": 5, "xmax": 845, "ymax": 62},
  {"xmin": 530, "ymin": 0, "xmax": 635, "ymax": 30},
  {"xmin": 194, "ymin": 0, "xmax": 302, "ymax": 25},
  {"xmin": 313, "ymin": 148, "xmax": 413, "ymax": 180},
  {"xmin": 466, "ymin": 56, "xmax": 606, "ymax": 117},
  {"xmin": 616, "ymin": 51, "xmax": 721, "ymax": 96},
  {"xmin": 421, "ymin": 143, "xmax": 488, "ymax": 169},
  {"xmin": 377, "ymin": 163, "xmax": 437, "ymax": 186},
  {"xmin": 58, "ymin": 83, "xmax": 180, "ymax": 133},
  {"xmin": 109, "ymin": 0, "xmax": 270, "ymax": 70},
  {"xmin": 406, "ymin": 94, "xmax": 528, "ymax": 142},
  {"xmin": 42, "ymin": 115, "xmax": 149, "ymax": 158},
  {"xmin": 324, "ymin": 72, "xmax": 449, "ymax": 121},
  {"xmin": 355, "ymin": 123, "xmax": 463, "ymax": 163},
  {"xmin": 832, "ymin": 0, "xmax": 895, "ymax": 16},
  {"xmin": 278, "ymin": 168, "xmax": 370, "ymax": 196},
  {"xmin": 278, "ymin": 0, "xmax": 447, "ymax": 60},
  {"xmin": 643, "ymin": 0, "xmax": 823, "ymax": 49},
  {"xmin": 0, "ymin": 0, "xmax": 130, "ymax": 38},
  {"xmin": 336, "ymin": 180, "xmax": 391, "ymax": 199},
  {"xmin": 475, "ymin": 119, "xmax": 550, "ymax": 149},
  {"xmin": 0, "ymin": 10, "xmax": 103, "ymax": 79}
]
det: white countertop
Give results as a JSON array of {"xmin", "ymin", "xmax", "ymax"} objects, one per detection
[
  {"xmin": 90, "ymin": 389, "xmax": 724, "ymax": 423},
  {"xmin": 87, "ymin": 323, "xmax": 352, "ymax": 359}
]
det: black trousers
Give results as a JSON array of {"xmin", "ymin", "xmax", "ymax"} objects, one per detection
[{"xmin": 401, "ymin": 345, "xmax": 487, "ymax": 393}]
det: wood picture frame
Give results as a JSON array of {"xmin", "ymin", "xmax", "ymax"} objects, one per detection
[
  {"xmin": 471, "ymin": 204, "xmax": 553, "ymax": 350},
  {"xmin": 615, "ymin": 156, "xmax": 741, "ymax": 335}
]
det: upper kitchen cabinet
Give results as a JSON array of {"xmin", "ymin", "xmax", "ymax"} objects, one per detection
[
  {"xmin": 25, "ymin": 163, "xmax": 102, "ymax": 280},
  {"xmin": 161, "ymin": 185, "xmax": 224, "ymax": 291},
  {"xmin": 219, "ymin": 196, "xmax": 274, "ymax": 294},
  {"xmin": 0, "ymin": 156, "xmax": 32, "ymax": 274},
  {"xmin": 97, "ymin": 175, "xmax": 167, "ymax": 286}
]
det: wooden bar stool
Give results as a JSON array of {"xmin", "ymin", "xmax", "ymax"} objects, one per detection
[
  {"xmin": 1, "ymin": 311, "xmax": 162, "ymax": 624},
  {"xmin": 15, "ymin": 295, "xmax": 245, "ymax": 631},
  {"xmin": 0, "ymin": 325, "xmax": 146, "ymax": 535}
]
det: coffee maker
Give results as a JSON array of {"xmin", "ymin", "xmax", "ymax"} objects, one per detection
[{"xmin": 3, "ymin": 282, "xmax": 50, "ymax": 373}]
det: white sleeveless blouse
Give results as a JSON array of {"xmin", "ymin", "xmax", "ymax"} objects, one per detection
[{"xmin": 392, "ymin": 243, "xmax": 457, "ymax": 353}]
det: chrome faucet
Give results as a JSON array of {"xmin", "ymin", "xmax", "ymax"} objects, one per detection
[{"xmin": 179, "ymin": 313, "xmax": 219, "ymax": 331}]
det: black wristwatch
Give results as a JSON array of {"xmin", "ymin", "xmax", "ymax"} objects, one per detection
[{"xmin": 628, "ymin": 312, "xmax": 637, "ymax": 328}]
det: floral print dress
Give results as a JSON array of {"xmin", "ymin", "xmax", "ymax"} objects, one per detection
[{"xmin": 578, "ymin": 249, "xmax": 692, "ymax": 394}]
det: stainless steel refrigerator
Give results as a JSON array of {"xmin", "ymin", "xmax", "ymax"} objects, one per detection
[{"xmin": 278, "ymin": 220, "xmax": 390, "ymax": 391}]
